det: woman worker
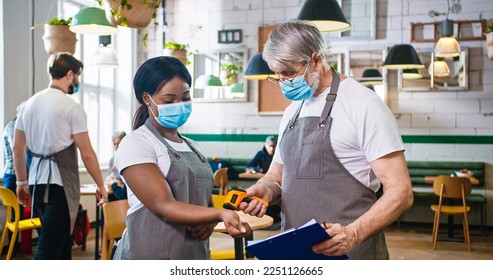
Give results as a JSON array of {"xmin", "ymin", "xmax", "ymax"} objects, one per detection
[{"xmin": 113, "ymin": 56, "xmax": 249, "ymax": 259}]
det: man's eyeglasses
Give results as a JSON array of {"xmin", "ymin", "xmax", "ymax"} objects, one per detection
[{"xmin": 266, "ymin": 61, "xmax": 309, "ymax": 87}]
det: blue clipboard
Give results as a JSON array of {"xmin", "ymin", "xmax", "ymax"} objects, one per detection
[{"xmin": 246, "ymin": 219, "xmax": 349, "ymax": 260}]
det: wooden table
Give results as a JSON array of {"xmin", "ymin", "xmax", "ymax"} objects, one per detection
[
  {"xmin": 238, "ymin": 172, "xmax": 265, "ymax": 180},
  {"xmin": 80, "ymin": 184, "xmax": 100, "ymax": 260},
  {"xmin": 214, "ymin": 211, "xmax": 273, "ymax": 260},
  {"xmin": 424, "ymin": 175, "xmax": 479, "ymax": 185}
]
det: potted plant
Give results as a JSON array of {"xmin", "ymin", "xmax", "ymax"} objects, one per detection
[
  {"xmin": 485, "ymin": 21, "xmax": 493, "ymax": 60},
  {"xmin": 42, "ymin": 17, "xmax": 77, "ymax": 55},
  {"xmin": 97, "ymin": 0, "xmax": 160, "ymax": 28},
  {"xmin": 164, "ymin": 41, "xmax": 191, "ymax": 65},
  {"xmin": 220, "ymin": 63, "xmax": 243, "ymax": 86}
]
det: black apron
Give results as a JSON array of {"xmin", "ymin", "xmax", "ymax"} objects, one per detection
[{"xmin": 31, "ymin": 143, "xmax": 80, "ymax": 233}]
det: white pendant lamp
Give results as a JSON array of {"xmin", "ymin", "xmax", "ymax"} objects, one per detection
[{"xmin": 434, "ymin": 19, "xmax": 461, "ymax": 58}]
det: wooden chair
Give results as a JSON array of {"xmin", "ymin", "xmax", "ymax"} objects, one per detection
[
  {"xmin": 101, "ymin": 199, "xmax": 129, "ymax": 260},
  {"xmin": 213, "ymin": 167, "xmax": 229, "ymax": 195},
  {"xmin": 210, "ymin": 194, "xmax": 239, "ymax": 260},
  {"xmin": 431, "ymin": 175, "xmax": 472, "ymax": 251},
  {"xmin": 0, "ymin": 186, "xmax": 41, "ymax": 260}
]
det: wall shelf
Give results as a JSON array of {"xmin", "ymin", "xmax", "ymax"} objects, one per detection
[{"xmin": 410, "ymin": 19, "xmax": 486, "ymax": 43}]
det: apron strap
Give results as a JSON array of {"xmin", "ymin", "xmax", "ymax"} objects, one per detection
[
  {"xmin": 30, "ymin": 151, "xmax": 57, "ymax": 204},
  {"xmin": 287, "ymin": 100, "xmax": 305, "ymax": 131},
  {"xmin": 318, "ymin": 68, "xmax": 340, "ymax": 127}
]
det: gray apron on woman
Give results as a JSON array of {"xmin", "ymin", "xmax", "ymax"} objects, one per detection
[
  {"xmin": 115, "ymin": 119, "xmax": 214, "ymax": 259},
  {"xmin": 31, "ymin": 143, "xmax": 80, "ymax": 233},
  {"xmin": 279, "ymin": 70, "xmax": 388, "ymax": 260}
]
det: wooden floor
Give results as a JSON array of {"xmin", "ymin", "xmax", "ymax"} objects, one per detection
[{"xmin": 3, "ymin": 222, "xmax": 492, "ymax": 260}]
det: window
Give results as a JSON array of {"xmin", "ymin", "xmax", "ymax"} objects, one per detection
[{"xmin": 63, "ymin": 1, "xmax": 135, "ymax": 168}]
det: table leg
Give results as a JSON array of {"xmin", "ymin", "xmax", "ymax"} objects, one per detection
[
  {"xmin": 245, "ymin": 232, "xmax": 254, "ymax": 259},
  {"xmin": 233, "ymin": 238, "xmax": 244, "ymax": 260},
  {"xmin": 94, "ymin": 202, "xmax": 100, "ymax": 260},
  {"xmin": 447, "ymin": 214, "xmax": 454, "ymax": 238}
]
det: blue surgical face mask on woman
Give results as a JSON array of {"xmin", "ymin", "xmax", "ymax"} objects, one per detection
[
  {"xmin": 147, "ymin": 95, "xmax": 192, "ymax": 129},
  {"xmin": 279, "ymin": 61, "xmax": 317, "ymax": 101}
]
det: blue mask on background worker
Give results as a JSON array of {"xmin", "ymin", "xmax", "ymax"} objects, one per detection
[
  {"xmin": 147, "ymin": 96, "xmax": 192, "ymax": 129},
  {"xmin": 279, "ymin": 62, "xmax": 317, "ymax": 101},
  {"xmin": 68, "ymin": 78, "xmax": 79, "ymax": 95}
]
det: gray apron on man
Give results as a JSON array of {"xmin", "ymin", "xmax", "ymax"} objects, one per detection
[
  {"xmin": 114, "ymin": 119, "xmax": 213, "ymax": 259},
  {"xmin": 32, "ymin": 143, "xmax": 81, "ymax": 233},
  {"xmin": 279, "ymin": 70, "xmax": 389, "ymax": 260}
]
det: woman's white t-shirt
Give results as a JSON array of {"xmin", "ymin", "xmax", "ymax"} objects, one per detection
[
  {"xmin": 115, "ymin": 124, "xmax": 206, "ymax": 215},
  {"xmin": 273, "ymin": 77, "xmax": 404, "ymax": 192}
]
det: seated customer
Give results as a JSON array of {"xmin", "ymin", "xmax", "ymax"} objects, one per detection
[
  {"xmin": 246, "ymin": 135, "xmax": 277, "ymax": 174},
  {"xmin": 105, "ymin": 131, "xmax": 127, "ymax": 202}
]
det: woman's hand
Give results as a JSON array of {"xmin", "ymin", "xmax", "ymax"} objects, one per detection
[
  {"xmin": 186, "ymin": 223, "xmax": 217, "ymax": 240},
  {"xmin": 220, "ymin": 210, "xmax": 251, "ymax": 238}
]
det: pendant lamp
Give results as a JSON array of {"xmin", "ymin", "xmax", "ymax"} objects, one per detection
[
  {"xmin": 70, "ymin": 7, "xmax": 118, "ymax": 35},
  {"xmin": 230, "ymin": 83, "xmax": 244, "ymax": 93},
  {"xmin": 360, "ymin": 68, "xmax": 383, "ymax": 85},
  {"xmin": 297, "ymin": 0, "xmax": 351, "ymax": 33},
  {"xmin": 383, "ymin": 44, "xmax": 424, "ymax": 70},
  {"xmin": 402, "ymin": 68, "xmax": 423, "ymax": 79},
  {"xmin": 434, "ymin": 19, "xmax": 461, "ymax": 58},
  {"xmin": 429, "ymin": 60, "xmax": 450, "ymax": 77},
  {"xmin": 244, "ymin": 54, "xmax": 274, "ymax": 80},
  {"xmin": 194, "ymin": 75, "xmax": 222, "ymax": 89},
  {"xmin": 92, "ymin": 36, "xmax": 118, "ymax": 67}
]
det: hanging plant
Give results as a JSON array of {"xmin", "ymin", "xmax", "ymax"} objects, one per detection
[
  {"xmin": 97, "ymin": 0, "xmax": 161, "ymax": 28},
  {"xmin": 42, "ymin": 17, "xmax": 77, "ymax": 55},
  {"xmin": 164, "ymin": 41, "xmax": 194, "ymax": 65},
  {"xmin": 220, "ymin": 63, "xmax": 243, "ymax": 86},
  {"xmin": 485, "ymin": 22, "xmax": 493, "ymax": 60}
]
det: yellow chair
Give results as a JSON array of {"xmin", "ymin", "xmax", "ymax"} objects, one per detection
[
  {"xmin": 101, "ymin": 199, "xmax": 129, "ymax": 260},
  {"xmin": 210, "ymin": 194, "xmax": 241, "ymax": 260},
  {"xmin": 213, "ymin": 167, "xmax": 229, "ymax": 195},
  {"xmin": 431, "ymin": 175, "xmax": 472, "ymax": 251},
  {"xmin": 0, "ymin": 186, "xmax": 41, "ymax": 260}
]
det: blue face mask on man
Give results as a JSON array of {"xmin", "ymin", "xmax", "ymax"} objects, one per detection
[
  {"xmin": 279, "ymin": 61, "xmax": 317, "ymax": 101},
  {"xmin": 147, "ymin": 95, "xmax": 192, "ymax": 129},
  {"xmin": 68, "ymin": 80, "xmax": 79, "ymax": 95}
]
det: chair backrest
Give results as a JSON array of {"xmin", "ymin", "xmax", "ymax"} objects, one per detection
[
  {"xmin": 433, "ymin": 175, "xmax": 472, "ymax": 199},
  {"xmin": 102, "ymin": 199, "xmax": 129, "ymax": 239},
  {"xmin": 0, "ymin": 186, "xmax": 20, "ymax": 223},
  {"xmin": 213, "ymin": 167, "xmax": 229, "ymax": 189}
]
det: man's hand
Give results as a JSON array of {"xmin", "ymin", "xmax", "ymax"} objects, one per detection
[{"xmin": 16, "ymin": 185, "xmax": 32, "ymax": 207}]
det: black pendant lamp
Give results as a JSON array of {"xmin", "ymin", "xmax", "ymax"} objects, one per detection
[
  {"xmin": 383, "ymin": 44, "xmax": 424, "ymax": 70},
  {"xmin": 402, "ymin": 68, "xmax": 423, "ymax": 79},
  {"xmin": 244, "ymin": 54, "xmax": 274, "ymax": 80},
  {"xmin": 360, "ymin": 69, "xmax": 383, "ymax": 85},
  {"xmin": 297, "ymin": 0, "xmax": 351, "ymax": 33}
]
